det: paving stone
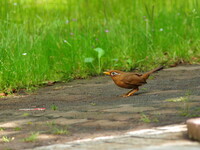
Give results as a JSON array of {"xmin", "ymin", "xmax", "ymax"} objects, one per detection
[
  {"xmin": 47, "ymin": 111, "xmax": 81, "ymax": 118},
  {"xmin": 53, "ymin": 118, "xmax": 88, "ymax": 125},
  {"xmin": 147, "ymin": 90, "xmax": 181, "ymax": 95},
  {"xmin": 104, "ymin": 113, "xmax": 137, "ymax": 121},
  {"xmin": 80, "ymin": 120, "xmax": 128, "ymax": 129},
  {"xmin": 0, "ymin": 118, "xmax": 36, "ymax": 128},
  {"xmin": 187, "ymin": 118, "xmax": 200, "ymax": 141},
  {"xmin": 102, "ymin": 105, "xmax": 155, "ymax": 113}
]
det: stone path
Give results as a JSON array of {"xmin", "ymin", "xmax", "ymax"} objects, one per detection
[{"xmin": 0, "ymin": 65, "xmax": 200, "ymax": 150}]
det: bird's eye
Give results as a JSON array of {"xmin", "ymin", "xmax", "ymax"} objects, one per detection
[{"xmin": 111, "ymin": 72, "xmax": 119, "ymax": 76}]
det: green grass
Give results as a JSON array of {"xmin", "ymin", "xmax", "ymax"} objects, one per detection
[
  {"xmin": 140, "ymin": 113, "xmax": 159, "ymax": 123},
  {"xmin": 14, "ymin": 127, "xmax": 22, "ymax": 131},
  {"xmin": 165, "ymin": 97, "xmax": 188, "ymax": 102},
  {"xmin": 140, "ymin": 114, "xmax": 151, "ymax": 123},
  {"xmin": 22, "ymin": 132, "xmax": 39, "ymax": 142},
  {"xmin": 22, "ymin": 113, "xmax": 30, "ymax": 117},
  {"xmin": 0, "ymin": 0, "xmax": 200, "ymax": 91},
  {"xmin": 50, "ymin": 104, "xmax": 58, "ymax": 111},
  {"xmin": 52, "ymin": 127, "xmax": 69, "ymax": 135},
  {"xmin": 0, "ymin": 127, "xmax": 5, "ymax": 131},
  {"xmin": 46, "ymin": 121, "xmax": 69, "ymax": 135},
  {"xmin": 2, "ymin": 136, "xmax": 14, "ymax": 143}
]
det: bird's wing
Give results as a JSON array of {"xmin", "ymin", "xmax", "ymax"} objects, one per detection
[{"xmin": 122, "ymin": 73, "xmax": 146, "ymax": 86}]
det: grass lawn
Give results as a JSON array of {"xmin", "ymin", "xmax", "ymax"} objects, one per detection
[{"xmin": 0, "ymin": 0, "xmax": 200, "ymax": 92}]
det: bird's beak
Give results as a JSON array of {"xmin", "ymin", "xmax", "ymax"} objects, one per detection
[{"xmin": 103, "ymin": 72, "xmax": 110, "ymax": 76}]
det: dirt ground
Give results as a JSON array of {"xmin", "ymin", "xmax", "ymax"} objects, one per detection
[{"xmin": 0, "ymin": 65, "xmax": 200, "ymax": 150}]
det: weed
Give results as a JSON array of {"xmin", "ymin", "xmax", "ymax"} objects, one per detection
[
  {"xmin": 94, "ymin": 48, "xmax": 105, "ymax": 74},
  {"xmin": 165, "ymin": 97, "xmax": 187, "ymax": 102},
  {"xmin": 0, "ymin": 127, "xmax": 5, "ymax": 131},
  {"xmin": 141, "ymin": 88, "xmax": 147, "ymax": 91},
  {"xmin": 27, "ymin": 121, "xmax": 33, "ymax": 125},
  {"xmin": 14, "ymin": 127, "xmax": 22, "ymax": 131},
  {"xmin": 152, "ymin": 118, "xmax": 159, "ymax": 123},
  {"xmin": 140, "ymin": 114, "xmax": 151, "ymax": 123},
  {"xmin": 2, "ymin": 136, "xmax": 14, "ymax": 143},
  {"xmin": 180, "ymin": 91, "xmax": 191, "ymax": 116},
  {"xmin": 90, "ymin": 102, "xmax": 96, "ymax": 106},
  {"xmin": 46, "ymin": 121, "xmax": 69, "ymax": 135},
  {"xmin": 50, "ymin": 104, "xmax": 58, "ymax": 111},
  {"xmin": 22, "ymin": 132, "xmax": 39, "ymax": 142},
  {"xmin": 140, "ymin": 113, "xmax": 159, "ymax": 123},
  {"xmin": 148, "ymin": 76, "xmax": 155, "ymax": 80},
  {"xmin": 22, "ymin": 113, "xmax": 30, "ymax": 117},
  {"xmin": 46, "ymin": 121, "xmax": 56, "ymax": 126},
  {"xmin": 52, "ymin": 127, "xmax": 69, "ymax": 135},
  {"xmin": 84, "ymin": 48, "xmax": 105, "ymax": 74}
]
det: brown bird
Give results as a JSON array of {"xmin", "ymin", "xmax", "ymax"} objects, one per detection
[{"xmin": 104, "ymin": 66, "xmax": 164, "ymax": 97}]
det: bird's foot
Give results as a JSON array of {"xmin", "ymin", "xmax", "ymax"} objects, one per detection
[
  {"xmin": 121, "ymin": 89, "xmax": 139, "ymax": 97},
  {"xmin": 121, "ymin": 94, "xmax": 130, "ymax": 97}
]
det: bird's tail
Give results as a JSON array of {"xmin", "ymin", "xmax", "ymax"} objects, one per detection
[{"xmin": 141, "ymin": 66, "xmax": 164, "ymax": 80}]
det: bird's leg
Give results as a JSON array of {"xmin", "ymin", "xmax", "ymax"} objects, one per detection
[{"xmin": 122, "ymin": 88, "xmax": 139, "ymax": 97}]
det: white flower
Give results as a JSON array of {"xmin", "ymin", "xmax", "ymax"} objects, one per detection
[
  {"xmin": 159, "ymin": 28, "xmax": 163, "ymax": 32},
  {"xmin": 13, "ymin": 3, "xmax": 17, "ymax": 6},
  {"xmin": 63, "ymin": 40, "xmax": 72, "ymax": 47},
  {"xmin": 66, "ymin": 20, "xmax": 69, "ymax": 24},
  {"xmin": 105, "ymin": 29, "xmax": 109, "ymax": 33},
  {"xmin": 22, "ymin": 53, "xmax": 27, "ymax": 56}
]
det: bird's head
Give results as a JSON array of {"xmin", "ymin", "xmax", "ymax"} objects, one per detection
[{"xmin": 103, "ymin": 70, "xmax": 122, "ymax": 77}]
